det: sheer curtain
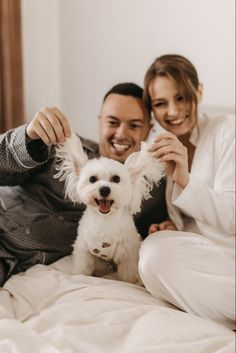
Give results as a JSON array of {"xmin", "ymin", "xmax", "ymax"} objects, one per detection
[{"xmin": 0, "ymin": 0, "xmax": 24, "ymax": 133}]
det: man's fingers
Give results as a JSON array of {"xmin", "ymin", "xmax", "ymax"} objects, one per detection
[
  {"xmin": 27, "ymin": 107, "xmax": 71, "ymax": 145},
  {"xmin": 160, "ymin": 220, "xmax": 177, "ymax": 231},
  {"xmin": 51, "ymin": 107, "xmax": 71, "ymax": 138},
  {"xmin": 27, "ymin": 118, "xmax": 51, "ymax": 145},
  {"xmin": 148, "ymin": 224, "xmax": 160, "ymax": 234},
  {"xmin": 41, "ymin": 110, "xmax": 67, "ymax": 144},
  {"xmin": 148, "ymin": 220, "xmax": 177, "ymax": 235}
]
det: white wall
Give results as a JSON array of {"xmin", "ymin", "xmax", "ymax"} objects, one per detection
[
  {"xmin": 21, "ymin": 0, "xmax": 61, "ymax": 117},
  {"xmin": 22, "ymin": 0, "xmax": 235, "ymax": 141}
]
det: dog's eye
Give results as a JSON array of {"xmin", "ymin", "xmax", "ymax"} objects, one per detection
[
  {"xmin": 111, "ymin": 175, "xmax": 120, "ymax": 183},
  {"xmin": 89, "ymin": 176, "xmax": 98, "ymax": 183}
]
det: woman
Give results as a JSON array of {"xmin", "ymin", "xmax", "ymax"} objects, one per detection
[{"xmin": 138, "ymin": 54, "xmax": 235, "ymax": 330}]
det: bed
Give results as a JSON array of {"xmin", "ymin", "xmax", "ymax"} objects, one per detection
[{"xmin": 0, "ymin": 256, "xmax": 234, "ymax": 353}]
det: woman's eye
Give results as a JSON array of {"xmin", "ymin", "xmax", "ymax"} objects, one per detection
[
  {"xmin": 111, "ymin": 175, "xmax": 120, "ymax": 183},
  {"xmin": 177, "ymin": 96, "xmax": 184, "ymax": 102},
  {"xmin": 153, "ymin": 102, "xmax": 165, "ymax": 108},
  {"xmin": 89, "ymin": 176, "xmax": 98, "ymax": 183}
]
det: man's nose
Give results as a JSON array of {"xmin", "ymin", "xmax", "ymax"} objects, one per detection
[{"xmin": 114, "ymin": 124, "xmax": 128, "ymax": 138}]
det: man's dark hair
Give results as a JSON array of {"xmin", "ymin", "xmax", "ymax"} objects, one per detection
[{"xmin": 103, "ymin": 82, "xmax": 143, "ymax": 102}]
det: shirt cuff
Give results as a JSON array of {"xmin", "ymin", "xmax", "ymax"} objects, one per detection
[
  {"xmin": 172, "ymin": 173, "xmax": 195, "ymax": 206},
  {"xmin": 9, "ymin": 124, "xmax": 50, "ymax": 169}
]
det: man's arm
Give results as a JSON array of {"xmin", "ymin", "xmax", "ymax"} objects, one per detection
[
  {"xmin": 0, "ymin": 124, "xmax": 50, "ymax": 185},
  {"xmin": 0, "ymin": 106, "xmax": 71, "ymax": 186}
]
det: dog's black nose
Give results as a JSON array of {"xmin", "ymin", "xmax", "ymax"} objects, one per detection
[{"xmin": 99, "ymin": 186, "xmax": 111, "ymax": 197}]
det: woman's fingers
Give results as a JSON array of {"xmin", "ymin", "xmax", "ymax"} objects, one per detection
[
  {"xmin": 151, "ymin": 143, "xmax": 187, "ymax": 159},
  {"xmin": 150, "ymin": 132, "xmax": 179, "ymax": 145}
]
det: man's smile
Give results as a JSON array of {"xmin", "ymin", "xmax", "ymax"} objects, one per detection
[{"xmin": 111, "ymin": 141, "xmax": 132, "ymax": 153}]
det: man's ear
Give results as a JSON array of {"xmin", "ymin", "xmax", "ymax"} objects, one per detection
[{"xmin": 197, "ymin": 83, "xmax": 203, "ymax": 103}]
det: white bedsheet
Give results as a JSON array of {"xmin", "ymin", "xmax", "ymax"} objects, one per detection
[{"xmin": 0, "ymin": 257, "xmax": 234, "ymax": 353}]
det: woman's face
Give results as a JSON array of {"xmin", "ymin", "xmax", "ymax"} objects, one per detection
[{"xmin": 149, "ymin": 76, "xmax": 202, "ymax": 137}]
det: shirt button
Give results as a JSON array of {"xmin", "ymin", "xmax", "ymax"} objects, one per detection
[{"xmin": 25, "ymin": 227, "xmax": 31, "ymax": 235}]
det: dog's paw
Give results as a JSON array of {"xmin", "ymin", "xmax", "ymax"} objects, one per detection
[
  {"xmin": 72, "ymin": 256, "xmax": 95, "ymax": 275},
  {"xmin": 50, "ymin": 255, "xmax": 74, "ymax": 274},
  {"xmin": 93, "ymin": 258, "xmax": 117, "ymax": 277}
]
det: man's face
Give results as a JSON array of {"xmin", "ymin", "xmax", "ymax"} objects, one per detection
[{"xmin": 98, "ymin": 94, "xmax": 151, "ymax": 163}]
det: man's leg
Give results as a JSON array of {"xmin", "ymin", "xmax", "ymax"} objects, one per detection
[
  {"xmin": 139, "ymin": 231, "xmax": 235, "ymax": 330},
  {"xmin": 0, "ymin": 259, "xmax": 6, "ymax": 286}
]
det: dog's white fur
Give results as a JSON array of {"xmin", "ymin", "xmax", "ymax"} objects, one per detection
[{"xmin": 54, "ymin": 132, "xmax": 164, "ymax": 284}]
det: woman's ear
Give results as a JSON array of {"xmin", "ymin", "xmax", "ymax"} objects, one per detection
[{"xmin": 197, "ymin": 83, "xmax": 203, "ymax": 103}]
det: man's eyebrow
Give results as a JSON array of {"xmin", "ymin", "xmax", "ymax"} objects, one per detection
[
  {"xmin": 129, "ymin": 119, "xmax": 144, "ymax": 123},
  {"xmin": 106, "ymin": 115, "xmax": 119, "ymax": 120},
  {"xmin": 106, "ymin": 116, "xmax": 144, "ymax": 123}
]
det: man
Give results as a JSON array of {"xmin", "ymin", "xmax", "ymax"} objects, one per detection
[{"xmin": 0, "ymin": 83, "xmax": 168, "ymax": 286}]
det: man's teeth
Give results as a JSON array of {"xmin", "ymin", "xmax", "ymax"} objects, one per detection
[{"xmin": 113, "ymin": 143, "xmax": 130, "ymax": 151}]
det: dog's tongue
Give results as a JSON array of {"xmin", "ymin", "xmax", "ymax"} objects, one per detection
[{"xmin": 99, "ymin": 200, "xmax": 111, "ymax": 214}]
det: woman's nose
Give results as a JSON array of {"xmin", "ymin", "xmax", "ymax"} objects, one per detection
[{"xmin": 168, "ymin": 102, "xmax": 179, "ymax": 116}]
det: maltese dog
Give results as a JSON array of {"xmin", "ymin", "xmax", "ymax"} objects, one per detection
[{"xmin": 54, "ymin": 132, "xmax": 164, "ymax": 284}]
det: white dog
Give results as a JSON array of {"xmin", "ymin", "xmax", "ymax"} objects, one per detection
[{"xmin": 54, "ymin": 132, "xmax": 164, "ymax": 284}]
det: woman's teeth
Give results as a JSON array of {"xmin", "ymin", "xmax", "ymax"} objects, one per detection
[{"xmin": 166, "ymin": 118, "xmax": 185, "ymax": 125}]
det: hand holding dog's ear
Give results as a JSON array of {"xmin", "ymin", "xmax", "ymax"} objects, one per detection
[{"xmin": 26, "ymin": 107, "xmax": 71, "ymax": 145}]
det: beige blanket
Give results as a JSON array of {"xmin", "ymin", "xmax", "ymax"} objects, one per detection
[{"xmin": 0, "ymin": 257, "xmax": 234, "ymax": 353}]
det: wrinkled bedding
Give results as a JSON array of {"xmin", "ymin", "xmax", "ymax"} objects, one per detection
[{"xmin": 0, "ymin": 257, "xmax": 234, "ymax": 353}]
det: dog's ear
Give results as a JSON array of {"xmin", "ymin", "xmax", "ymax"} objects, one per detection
[
  {"xmin": 54, "ymin": 131, "xmax": 88, "ymax": 203},
  {"xmin": 124, "ymin": 142, "xmax": 165, "ymax": 214}
]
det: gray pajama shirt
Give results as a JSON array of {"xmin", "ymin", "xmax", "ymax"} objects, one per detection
[{"xmin": 0, "ymin": 124, "xmax": 167, "ymax": 281}]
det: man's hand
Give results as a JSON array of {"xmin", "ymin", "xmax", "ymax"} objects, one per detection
[
  {"xmin": 26, "ymin": 107, "xmax": 71, "ymax": 145},
  {"xmin": 148, "ymin": 220, "xmax": 177, "ymax": 234}
]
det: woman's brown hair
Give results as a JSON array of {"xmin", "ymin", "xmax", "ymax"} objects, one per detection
[{"xmin": 143, "ymin": 54, "xmax": 200, "ymax": 114}]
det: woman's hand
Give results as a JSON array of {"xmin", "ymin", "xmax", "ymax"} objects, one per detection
[
  {"xmin": 148, "ymin": 220, "xmax": 177, "ymax": 234},
  {"xmin": 149, "ymin": 132, "xmax": 189, "ymax": 188},
  {"xmin": 26, "ymin": 107, "xmax": 71, "ymax": 145}
]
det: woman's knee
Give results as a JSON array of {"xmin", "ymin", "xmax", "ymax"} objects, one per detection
[{"xmin": 139, "ymin": 231, "xmax": 177, "ymax": 277}]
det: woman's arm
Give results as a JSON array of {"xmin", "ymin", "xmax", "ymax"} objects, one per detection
[
  {"xmin": 172, "ymin": 125, "xmax": 235, "ymax": 234},
  {"xmin": 149, "ymin": 118, "xmax": 235, "ymax": 235}
]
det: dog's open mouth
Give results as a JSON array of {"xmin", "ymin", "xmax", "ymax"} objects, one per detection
[{"xmin": 95, "ymin": 199, "xmax": 114, "ymax": 214}]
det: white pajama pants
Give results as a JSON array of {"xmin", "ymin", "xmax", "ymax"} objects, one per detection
[{"xmin": 138, "ymin": 231, "xmax": 235, "ymax": 330}]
